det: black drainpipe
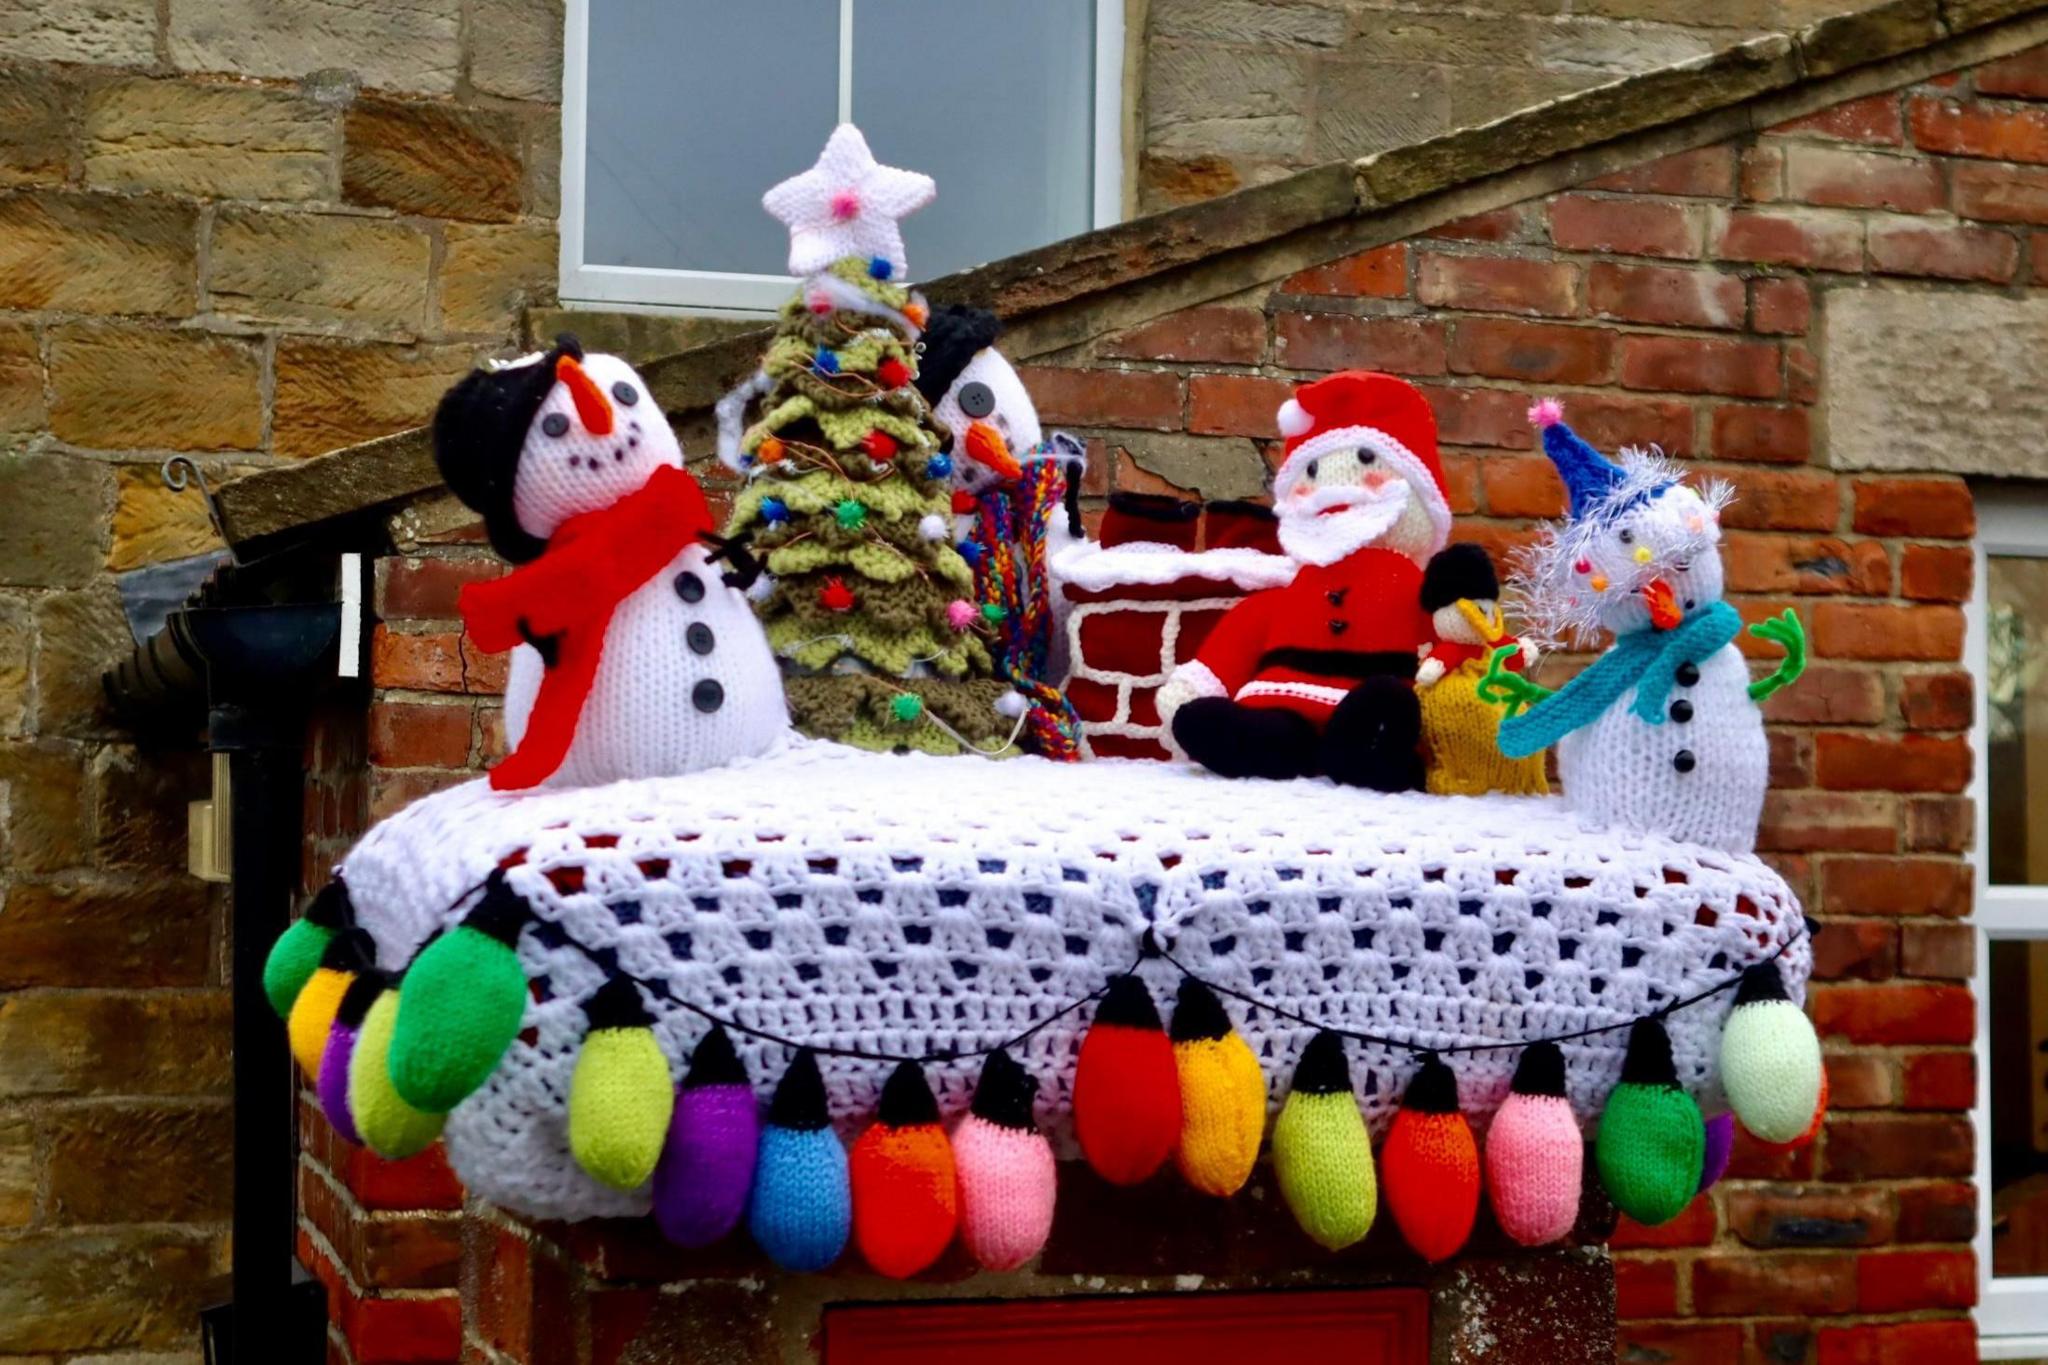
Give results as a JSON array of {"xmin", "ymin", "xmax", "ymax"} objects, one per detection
[{"xmin": 108, "ymin": 538, "xmax": 366, "ymax": 1364}]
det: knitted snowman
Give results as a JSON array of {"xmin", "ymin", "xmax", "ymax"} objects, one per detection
[
  {"xmin": 912, "ymin": 306, "xmax": 1033, "ymax": 503},
  {"xmin": 1484, "ymin": 401, "xmax": 1804, "ymax": 851},
  {"xmin": 433, "ymin": 336, "xmax": 788, "ymax": 789}
]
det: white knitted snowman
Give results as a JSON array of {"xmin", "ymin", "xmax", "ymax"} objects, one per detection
[
  {"xmin": 433, "ymin": 337, "xmax": 788, "ymax": 790},
  {"xmin": 1484, "ymin": 401, "xmax": 1805, "ymax": 852}
]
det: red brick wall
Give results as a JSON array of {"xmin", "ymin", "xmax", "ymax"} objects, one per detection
[{"xmin": 321, "ymin": 42, "xmax": 2048, "ymax": 1365}]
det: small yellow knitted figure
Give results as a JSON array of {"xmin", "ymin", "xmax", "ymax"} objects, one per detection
[{"xmin": 1416, "ymin": 545, "xmax": 1548, "ymax": 797}]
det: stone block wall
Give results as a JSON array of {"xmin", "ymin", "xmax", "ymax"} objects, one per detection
[
  {"xmin": 0, "ymin": 0, "xmax": 558, "ymax": 1355},
  {"xmin": 328, "ymin": 35, "xmax": 2048, "ymax": 1363}
]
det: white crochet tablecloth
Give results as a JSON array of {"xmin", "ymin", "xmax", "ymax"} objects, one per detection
[{"xmin": 339, "ymin": 737, "xmax": 1808, "ymax": 1221}]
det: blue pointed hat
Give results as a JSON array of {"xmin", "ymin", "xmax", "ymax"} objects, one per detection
[{"xmin": 1528, "ymin": 398, "xmax": 1626, "ymax": 521}]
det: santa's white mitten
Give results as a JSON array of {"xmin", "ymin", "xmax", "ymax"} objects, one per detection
[
  {"xmin": 1415, "ymin": 656, "xmax": 1447, "ymax": 688},
  {"xmin": 1154, "ymin": 661, "xmax": 1226, "ymax": 740}
]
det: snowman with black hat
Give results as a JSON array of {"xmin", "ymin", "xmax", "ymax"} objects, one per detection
[{"xmin": 432, "ymin": 336, "xmax": 787, "ymax": 791}]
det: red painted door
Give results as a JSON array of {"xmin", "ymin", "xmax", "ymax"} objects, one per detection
[{"xmin": 824, "ymin": 1288, "xmax": 1429, "ymax": 1364}]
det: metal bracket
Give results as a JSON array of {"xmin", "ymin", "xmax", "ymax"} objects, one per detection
[{"xmin": 162, "ymin": 456, "xmax": 238, "ymax": 565}]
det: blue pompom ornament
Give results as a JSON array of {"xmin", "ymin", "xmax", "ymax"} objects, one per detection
[
  {"xmin": 813, "ymin": 348, "xmax": 840, "ymax": 375},
  {"xmin": 867, "ymin": 256, "xmax": 893, "ymax": 281},
  {"xmin": 761, "ymin": 497, "xmax": 790, "ymax": 524},
  {"xmin": 926, "ymin": 453, "xmax": 953, "ymax": 479},
  {"xmin": 957, "ymin": 540, "xmax": 985, "ymax": 568}
]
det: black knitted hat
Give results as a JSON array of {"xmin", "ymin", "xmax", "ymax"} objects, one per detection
[
  {"xmin": 431, "ymin": 334, "xmax": 584, "ymax": 564},
  {"xmin": 1419, "ymin": 542, "xmax": 1500, "ymax": 612},
  {"xmin": 912, "ymin": 306, "xmax": 1002, "ymax": 405}
]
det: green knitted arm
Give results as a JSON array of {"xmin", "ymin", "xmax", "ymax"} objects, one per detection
[
  {"xmin": 1746, "ymin": 609, "xmax": 1807, "ymax": 702},
  {"xmin": 1476, "ymin": 644, "xmax": 1555, "ymax": 719}
]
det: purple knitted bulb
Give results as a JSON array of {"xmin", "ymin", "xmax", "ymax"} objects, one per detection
[
  {"xmin": 652, "ymin": 1027, "xmax": 759, "ymax": 1248},
  {"xmin": 319, "ymin": 973, "xmax": 387, "ymax": 1146},
  {"xmin": 1697, "ymin": 1111, "xmax": 1736, "ymax": 1193}
]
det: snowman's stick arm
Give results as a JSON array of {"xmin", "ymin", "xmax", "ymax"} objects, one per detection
[
  {"xmin": 1477, "ymin": 644, "xmax": 1554, "ymax": 718},
  {"xmin": 1746, "ymin": 608, "xmax": 1808, "ymax": 702}
]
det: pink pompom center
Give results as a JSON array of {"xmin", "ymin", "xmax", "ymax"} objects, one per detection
[
  {"xmin": 946, "ymin": 600, "xmax": 977, "ymax": 630},
  {"xmin": 1527, "ymin": 397, "xmax": 1565, "ymax": 428},
  {"xmin": 830, "ymin": 188, "xmax": 862, "ymax": 222}
]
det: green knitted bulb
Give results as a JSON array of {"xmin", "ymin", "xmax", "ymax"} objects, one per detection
[
  {"xmin": 568, "ymin": 981, "xmax": 673, "ymax": 1191},
  {"xmin": 264, "ymin": 918, "xmax": 336, "ymax": 1019},
  {"xmin": 350, "ymin": 988, "xmax": 447, "ymax": 1159},
  {"xmin": 1271, "ymin": 1032, "xmax": 1377, "ymax": 1250},
  {"xmin": 1595, "ymin": 1020, "xmax": 1704, "ymax": 1227},
  {"xmin": 388, "ymin": 882, "xmax": 532, "ymax": 1113},
  {"xmin": 1720, "ymin": 963, "xmax": 1824, "ymax": 1144}
]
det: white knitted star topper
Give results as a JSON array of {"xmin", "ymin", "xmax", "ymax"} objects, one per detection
[{"xmin": 762, "ymin": 123, "xmax": 936, "ymax": 279}]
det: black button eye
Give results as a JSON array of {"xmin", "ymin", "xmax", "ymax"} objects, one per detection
[
  {"xmin": 1359, "ymin": 450, "xmax": 1375, "ymax": 464},
  {"xmin": 541, "ymin": 412, "xmax": 569, "ymax": 438},
  {"xmin": 1306, "ymin": 460, "xmax": 1319, "ymax": 480},
  {"xmin": 611, "ymin": 381, "xmax": 639, "ymax": 406},
  {"xmin": 1618, "ymin": 529, "xmax": 1633, "ymax": 544},
  {"xmin": 957, "ymin": 382, "xmax": 995, "ymax": 419}
]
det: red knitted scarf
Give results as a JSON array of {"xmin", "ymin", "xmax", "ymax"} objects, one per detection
[{"xmin": 460, "ymin": 464, "xmax": 713, "ymax": 790}]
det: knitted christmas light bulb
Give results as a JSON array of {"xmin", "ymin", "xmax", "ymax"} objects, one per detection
[
  {"xmin": 1761, "ymin": 1067, "xmax": 1828, "ymax": 1151},
  {"xmin": 288, "ymin": 927, "xmax": 374, "ymax": 1078},
  {"xmin": 748, "ymin": 1049, "xmax": 851, "ymax": 1272},
  {"xmin": 264, "ymin": 879, "xmax": 352, "ymax": 1019},
  {"xmin": 1271, "ymin": 1030, "xmax": 1377, "ymax": 1251},
  {"xmin": 1719, "ymin": 961, "xmax": 1824, "ymax": 1144},
  {"xmin": 1382, "ymin": 1055, "xmax": 1480, "ymax": 1263},
  {"xmin": 1483, "ymin": 1042, "xmax": 1582, "ymax": 1248},
  {"xmin": 850, "ymin": 1060, "xmax": 958, "ymax": 1278},
  {"xmin": 318, "ymin": 971, "xmax": 389, "ymax": 1146},
  {"xmin": 388, "ymin": 873, "xmax": 532, "ymax": 1113},
  {"xmin": 1169, "ymin": 979, "xmax": 1265, "ymax": 1198},
  {"xmin": 349, "ymin": 982, "xmax": 447, "ymax": 1160},
  {"xmin": 1595, "ymin": 1018, "xmax": 1705, "ymax": 1227},
  {"xmin": 1698, "ymin": 1112, "xmax": 1736, "ymax": 1194},
  {"xmin": 567, "ymin": 979, "xmax": 673, "ymax": 1192},
  {"xmin": 653, "ymin": 1025, "xmax": 759, "ymax": 1248},
  {"xmin": 953, "ymin": 1048, "xmax": 1056, "ymax": 1272},
  {"xmin": 1072, "ymin": 975, "xmax": 1181, "ymax": 1186}
]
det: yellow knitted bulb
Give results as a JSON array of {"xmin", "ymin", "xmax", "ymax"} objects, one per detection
[
  {"xmin": 1173, "ymin": 1033, "xmax": 1266, "ymax": 1197},
  {"xmin": 1271, "ymin": 1032, "xmax": 1377, "ymax": 1250},
  {"xmin": 568, "ymin": 981, "xmax": 674, "ymax": 1192},
  {"xmin": 349, "ymin": 989, "xmax": 446, "ymax": 1159},
  {"xmin": 288, "ymin": 966, "xmax": 354, "ymax": 1078}
]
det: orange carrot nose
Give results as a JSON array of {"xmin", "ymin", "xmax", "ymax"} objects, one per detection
[
  {"xmin": 963, "ymin": 422, "xmax": 1021, "ymax": 481},
  {"xmin": 555, "ymin": 355, "xmax": 613, "ymax": 436},
  {"xmin": 1642, "ymin": 577, "xmax": 1682, "ymax": 630}
]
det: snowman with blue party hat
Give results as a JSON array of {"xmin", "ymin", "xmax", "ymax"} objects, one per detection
[{"xmin": 1480, "ymin": 400, "xmax": 1806, "ymax": 852}]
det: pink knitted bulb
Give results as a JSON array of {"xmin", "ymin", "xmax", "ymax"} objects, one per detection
[
  {"xmin": 946, "ymin": 600, "xmax": 977, "ymax": 630},
  {"xmin": 953, "ymin": 1050, "xmax": 1055, "ymax": 1271},
  {"xmin": 1484, "ymin": 1043, "xmax": 1582, "ymax": 1247}
]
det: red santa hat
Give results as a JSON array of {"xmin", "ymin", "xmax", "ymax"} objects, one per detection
[{"xmin": 1274, "ymin": 371, "xmax": 1450, "ymax": 552}]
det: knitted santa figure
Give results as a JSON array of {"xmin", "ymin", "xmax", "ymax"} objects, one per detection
[
  {"xmin": 1157, "ymin": 371, "xmax": 1454, "ymax": 790},
  {"xmin": 433, "ymin": 336, "xmax": 788, "ymax": 789}
]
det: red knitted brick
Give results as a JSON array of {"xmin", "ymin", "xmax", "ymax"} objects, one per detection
[{"xmin": 1075, "ymin": 610, "xmax": 1168, "ymax": 678}]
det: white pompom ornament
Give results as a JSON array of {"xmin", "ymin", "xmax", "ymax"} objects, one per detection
[
  {"xmin": 995, "ymin": 691, "xmax": 1027, "ymax": 719},
  {"xmin": 1276, "ymin": 398, "xmax": 1314, "ymax": 438},
  {"xmin": 918, "ymin": 513, "xmax": 949, "ymax": 541}
]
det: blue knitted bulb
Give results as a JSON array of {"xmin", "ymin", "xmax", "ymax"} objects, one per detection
[
  {"xmin": 867, "ymin": 256, "xmax": 893, "ymax": 281},
  {"xmin": 813, "ymin": 348, "xmax": 839, "ymax": 375},
  {"xmin": 761, "ymin": 497, "xmax": 790, "ymax": 524},
  {"xmin": 926, "ymin": 453, "xmax": 953, "ymax": 479},
  {"xmin": 747, "ymin": 1049, "xmax": 850, "ymax": 1272}
]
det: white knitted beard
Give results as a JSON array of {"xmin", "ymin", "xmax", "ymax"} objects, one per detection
[{"xmin": 1279, "ymin": 483, "xmax": 1433, "ymax": 566}]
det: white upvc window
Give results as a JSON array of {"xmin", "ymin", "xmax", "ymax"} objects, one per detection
[
  {"xmin": 1972, "ymin": 486, "xmax": 2048, "ymax": 1355},
  {"xmin": 559, "ymin": 0, "xmax": 1125, "ymax": 315}
]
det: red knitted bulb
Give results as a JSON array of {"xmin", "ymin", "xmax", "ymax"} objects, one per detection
[
  {"xmin": 877, "ymin": 357, "xmax": 913, "ymax": 390},
  {"xmin": 1382, "ymin": 1057, "xmax": 1481, "ymax": 1262},
  {"xmin": 1072, "ymin": 976, "xmax": 1181, "ymax": 1185},
  {"xmin": 850, "ymin": 1062, "xmax": 958, "ymax": 1278},
  {"xmin": 862, "ymin": 430, "xmax": 899, "ymax": 460}
]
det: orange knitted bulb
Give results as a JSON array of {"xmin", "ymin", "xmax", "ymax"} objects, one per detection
[
  {"xmin": 1072, "ymin": 976, "xmax": 1181, "ymax": 1186},
  {"xmin": 1382, "ymin": 1056, "xmax": 1480, "ymax": 1262},
  {"xmin": 850, "ymin": 1061, "xmax": 957, "ymax": 1278}
]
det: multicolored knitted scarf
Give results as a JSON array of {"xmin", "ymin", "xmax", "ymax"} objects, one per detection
[{"xmin": 966, "ymin": 454, "xmax": 1082, "ymax": 760}]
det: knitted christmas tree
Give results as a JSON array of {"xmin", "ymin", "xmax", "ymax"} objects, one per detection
[{"xmin": 722, "ymin": 125, "xmax": 1010, "ymax": 754}]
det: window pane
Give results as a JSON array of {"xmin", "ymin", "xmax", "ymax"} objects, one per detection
[
  {"xmin": 585, "ymin": 0, "xmax": 837, "ymax": 276},
  {"xmin": 1992, "ymin": 938, "xmax": 2048, "ymax": 1278},
  {"xmin": 852, "ymin": 0, "xmax": 1097, "ymax": 279},
  {"xmin": 1989, "ymin": 555, "xmax": 2048, "ymax": 884}
]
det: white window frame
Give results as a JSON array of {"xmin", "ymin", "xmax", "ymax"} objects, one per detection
[
  {"xmin": 558, "ymin": 0, "xmax": 1126, "ymax": 315},
  {"xmin": 1970, "ymin": 485, "xmax": 2048, "ymax": 1354}
]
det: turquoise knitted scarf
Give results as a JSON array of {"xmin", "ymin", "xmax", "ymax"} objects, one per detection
[{"xmin": 1497, "ymin": 600, "xmax": 1742, "ymax": 759}]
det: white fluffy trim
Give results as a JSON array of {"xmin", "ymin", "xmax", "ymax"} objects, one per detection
[{"xmin": 1050, "ymin": 541, "xmax": 1298, "ymax": 596}]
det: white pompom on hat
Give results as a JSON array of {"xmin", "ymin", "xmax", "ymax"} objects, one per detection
[{"xmin": 1271, "ymin": 371, "xmax": 1452, "ymax": 552}]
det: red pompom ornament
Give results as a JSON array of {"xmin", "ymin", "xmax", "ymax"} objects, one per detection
[
  {"xmin": 950, "ymin": 489, "xmax": 977, "ymax": 515},
  {"xmin": 862, "ymin": 430, "xmax": 899, "ymax": 461},
  {"xmin": 820, "ymin": 577, "xmax": 857, "ymax": 613},
  {"xmin": 877, "ymin": 357, "xmax": 913, "ymax": 390},
  {"xmin": 806, "ymin": 291, "xmax": 832, "ymax": 315}
]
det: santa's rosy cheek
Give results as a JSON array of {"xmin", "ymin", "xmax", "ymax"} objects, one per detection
[
  {"xmin": 1291, "ymin": 482, "xmax": 1314, "ymax": 499},
  {"xmin": 1363, "ymin": 469, "xmax": 1393, "ymax": 490}
]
